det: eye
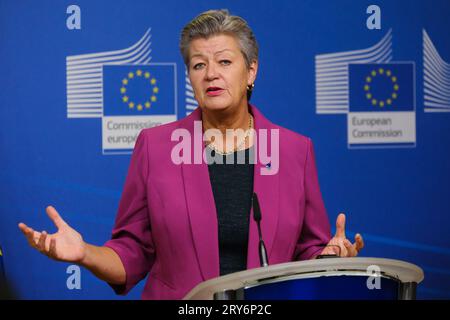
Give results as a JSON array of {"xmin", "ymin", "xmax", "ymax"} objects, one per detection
[
  {"xmin": 192, "ymin": 63, "xmax": 205, "ymax": 70},
  {"xmin": 220, "ymin": 60, "xmax": 231, "ymax": 66}
]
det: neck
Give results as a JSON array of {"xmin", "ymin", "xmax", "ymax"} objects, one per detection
[
  {"xmin": 202, "ymin": 103, "xmax": 254, "ymax": 153},
  {"xmin": 201, "ymin": 103, "xmax": 250, "ymax": 134}
]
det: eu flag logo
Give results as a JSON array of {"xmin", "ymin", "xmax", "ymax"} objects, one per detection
[
  {"xmin": 349, "ymin": 63, "xmax": 414, "ymax": 112},
  {"xmin": 103, "ymin": 64, "xmax": 175, "ymax": 116}
]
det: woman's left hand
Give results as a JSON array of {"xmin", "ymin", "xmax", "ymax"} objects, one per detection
[{"xmin": 319, "ymin": 213, "xmax": 364, "ymax": 257}]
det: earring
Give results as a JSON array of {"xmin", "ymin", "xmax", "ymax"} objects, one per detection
[{"xmin": 247, "ymin": 83, "xmax": 255, "ymax": 91}]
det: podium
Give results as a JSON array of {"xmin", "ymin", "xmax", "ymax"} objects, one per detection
[{"xmin": 184, "ymin": 258, "xmax": 424, "ymax": 300}]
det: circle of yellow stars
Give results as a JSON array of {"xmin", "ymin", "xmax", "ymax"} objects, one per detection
[
  {"xmin": 120, "ymin": 69, "xmax": 159, "ymax": 111},
  {"xmin": 364, "ymin": 68, "xmax": 399, "ymax": 108}
]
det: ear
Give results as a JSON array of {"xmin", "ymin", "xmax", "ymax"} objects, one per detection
[{"xmin": 247, "ymin": 60, "xmax": 258, "ymax": 86}]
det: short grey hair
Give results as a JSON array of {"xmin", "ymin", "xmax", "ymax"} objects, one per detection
[{"xmin": 179, "ymin": 9, "xmax": 259, "ymax": 69}]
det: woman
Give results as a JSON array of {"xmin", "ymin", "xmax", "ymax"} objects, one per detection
[{"xmin": 18, "ymin": 9, "xmax": 364, "ymax": 299}]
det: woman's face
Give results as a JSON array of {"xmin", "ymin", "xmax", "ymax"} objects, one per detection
[{"xmin": 188, "ymin": 34, "xmax": 257, "ymax": 113}]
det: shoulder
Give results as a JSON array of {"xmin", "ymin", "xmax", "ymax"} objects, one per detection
[
  {"xmin": 251, "ymin": 104, "xmax": 311, "ymax": 152},
  {"xmin": 274, "ymin": 123, "xmax": 313, "ymax": 170},
  {"xmin": 277, "ymin": 124, "xmax": 311, "ymax": 150},
  {"xmin": 261, "ymin": 113, "xmax": 312, "ymax": 160},
  {"xmin": 250, "ymin": 104, "xmax": 315, "ymax": 169}
]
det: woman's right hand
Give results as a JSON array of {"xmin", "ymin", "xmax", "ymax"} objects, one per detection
[{"xmin": 18, "ymin": 206, "xmax": 86, "ymax": 263}]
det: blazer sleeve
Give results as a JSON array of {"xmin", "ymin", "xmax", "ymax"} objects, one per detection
[
  {"xmin": 294, "ymin": 138, "xmax": 332, "ymax": 260},
  {"xmin": 103, "ymin": 130, "xmax": 155, "ymax": 295}
]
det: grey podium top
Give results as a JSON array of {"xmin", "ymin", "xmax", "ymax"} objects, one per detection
[{"xmin": 183, "ymin": 257, "xmax": 424, "ymax": 300}]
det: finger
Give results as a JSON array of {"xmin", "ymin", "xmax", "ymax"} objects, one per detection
[
  {"xmin": 320, "ymin": 247, "xmax": 335, "ymax": 255},
  {"xmin": 335, "ymin": 213, "xmax": 346, "ymax": 238},
  {"xmin": 37, "ymin": 231, "xmax": 48, "ymax": 253},
  {"xmin": 344, "ymin": 239, "xmax": 358, "ymax": 257},
  {"xmin": 46, "ymin": 206, "xmax": 67, "ymax": 229},
  {"xmin": 329, "ymin": 245, "xmax": 341, "ymax": 256},
  {"xmin": 30, "ymin": 228, "xmax": 42, "ymax": 244},
  {"xmin": 18, "ymin": 222, "xmax": 29, "ymax": 233},
  {"xmin": 355, "ymin": 233, "xmax": 365, "ymax": 252},
  {"xmin": 321, "ymin": 243, "xmax": 341, "ymax": 256},
  {"xmin": 22, "ymin": 226, "xmax": 40, "ymax": 248},
  {"xmin": 49, "ymin": 238, "xmax": 57, "ymax": 259},
  {"xmin": 19, "ymin": 223, "xmax": 35, "ymax": 236},
  {"xmin": 19, "ymin": 223, "xmax": 33, "ymax": 241}
]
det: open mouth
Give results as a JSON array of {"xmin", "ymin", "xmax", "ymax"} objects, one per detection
[
  {"xmin": 206, "ymin": 87, "xmax": 224, "ymax": 96},
  {"xmin": 206, "ymin": 87, "xmax": 223, "ymax": 92}
]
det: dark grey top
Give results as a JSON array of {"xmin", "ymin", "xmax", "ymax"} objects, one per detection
[{"xmin": 206, "ymin": 146, "xmax": 255, "ymax": 276}]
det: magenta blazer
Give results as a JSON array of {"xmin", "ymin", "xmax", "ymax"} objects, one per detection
[{"xmin": 104, "ymin": 104, "xmax": 331, "ymax": 299}]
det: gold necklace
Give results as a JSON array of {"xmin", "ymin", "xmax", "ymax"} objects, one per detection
[{"xmin": 205, "ymin": 114, "xmax": 253, "ymax": 155}]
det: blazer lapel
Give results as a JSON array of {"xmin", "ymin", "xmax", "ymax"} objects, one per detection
[
  {"xmin": 180, "ymin": 108, "xmax": 220, "ymax": 281},
  {"xmin": 247, "ymin": 105, "xmax": 280, "ymax": 270}
]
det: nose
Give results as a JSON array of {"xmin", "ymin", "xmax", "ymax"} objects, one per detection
[{"xmin": 205, "ymin": 63, "xmax": 219, "ymax": 81}]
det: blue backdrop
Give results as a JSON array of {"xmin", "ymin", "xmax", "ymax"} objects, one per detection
[{"xmin": 1, "ymin": 0, "xmax": 449, "ymax": 299}]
